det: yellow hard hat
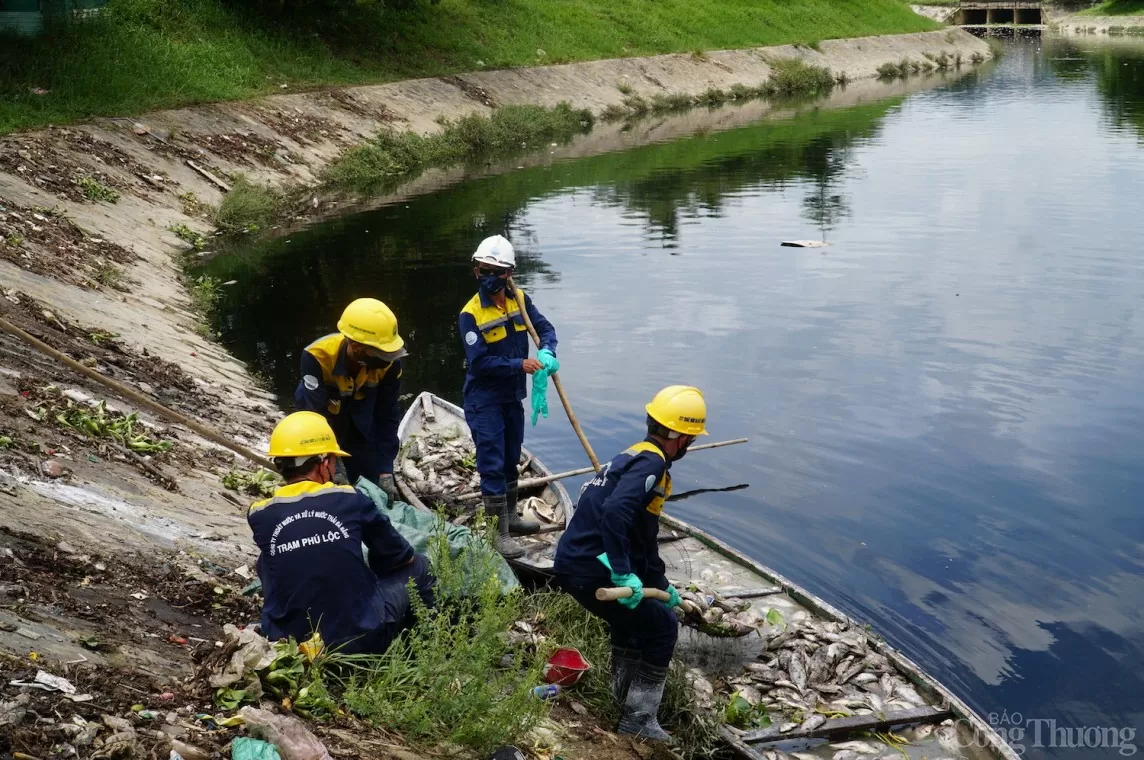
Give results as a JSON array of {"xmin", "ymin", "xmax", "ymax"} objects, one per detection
[
  {"xmin": 337, "ymin": 298, "xmax": 405, "ymax": 354},
  {"xmin": 267, "ymin": 411, "xmax": 350, "ymax": 459},
  {"xmin": 646, "ymin": 385, "xmax": 709, "ymax": 436}
]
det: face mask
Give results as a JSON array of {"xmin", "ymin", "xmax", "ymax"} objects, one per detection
[
  {"xmin": 479, "ymin": 274, "xmax": 507, "ymax": 294},
  {"xmin": 671, "ymin": 438, "xmax": 692, "ymax": 462},
  {"xmin": 359, "ymin": 356, "xmax": 392, "ymax": 370}
]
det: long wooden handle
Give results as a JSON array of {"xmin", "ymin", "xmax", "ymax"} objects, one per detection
[
  {"xmin": 455, "ymin": 437, "xmax": 749, "ymax": 502},
  {"xmin": 509, "ymin": 278, "xmax": 601, "ymax": 471},
  {"xmin": 0, "ymin": 314, "xmax": 276, "ymax": 471},
  {"xmin": 596, "ymin": 586, "xmax": 700, "ymax": 615},
  {"xmin": 597, "ymin": 586, "xmax": 672, "ymax": 602}
]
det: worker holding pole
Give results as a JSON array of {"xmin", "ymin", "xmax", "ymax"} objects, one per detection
[
  {"xmin": 458, "ymin": 235, "xmax": 559, "ymax": 558},
  {"xmin": 553, "ymin": 386, "xmax": 709, "ymax": 741}
]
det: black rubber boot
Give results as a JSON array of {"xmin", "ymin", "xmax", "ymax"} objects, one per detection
[
  {"xmin": 485, "ymin": 493, "xmax": 525, "ymax": 559},
  {"xmin": 611, "ymin": 646, "xmax": 642, "ymax": 703},
  {"xmin": 506, "ymin": 480, "xmax": 540, "ymax": 535},
  {"xmin": 618, "ymin": 661, "xmax": 673, "ymax": 742}
]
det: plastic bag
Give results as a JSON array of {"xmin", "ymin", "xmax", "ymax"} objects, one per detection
[
  {"xmin": 232, "ymin": 737, "xmax": 283, "ymax": 760},
  {"xmin": 238, "ymin": 707, "xmax": 332, "ymax": 760}
]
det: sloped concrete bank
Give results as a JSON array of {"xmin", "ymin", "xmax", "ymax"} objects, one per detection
[{"xmin": 0, "ymin": 28, "xmax": 991, "ymax": 564}]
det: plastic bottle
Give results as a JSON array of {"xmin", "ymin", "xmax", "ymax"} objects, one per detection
[{"xmin": 532, "ymin": 684, "xmax": 560, "ymax": 699}]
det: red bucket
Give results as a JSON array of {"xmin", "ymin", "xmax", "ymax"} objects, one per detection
[{"xmin": 543, "ymin": 647, "xmax": 592, "ymax": 686}]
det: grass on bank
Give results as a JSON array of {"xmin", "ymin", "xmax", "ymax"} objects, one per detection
[
  {"xmin": 325, "ymin": 102, "xmax": 595, "ymax": 190},
  {"xmin": 1080, "ymin": 0, "xmax": 1144, "ymax": 15},
  {"xmin": 0, "ymin": 0, "xmax": 937, "ymax": 135}
]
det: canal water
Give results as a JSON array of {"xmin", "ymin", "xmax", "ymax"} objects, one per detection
[{"xmin": 207, "ymin": 37, "xmax": 1144, "ymax": 758}]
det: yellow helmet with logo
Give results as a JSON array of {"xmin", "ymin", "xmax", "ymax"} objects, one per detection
[
  {"xmin": 337, "ymin": 298, "xmax": 405, "ymax": 354},
  {"xmin": 646, "ymin": 385, "xmax": 709, "ymax": 436},
  {"xmin": 267, "ymin": 411, "xmax": 349, "ymax": 459}
]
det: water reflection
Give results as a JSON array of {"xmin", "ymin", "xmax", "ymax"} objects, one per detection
[{"xmin": 206, "ymin": 38, "xmax": 1144, "ymax": 757}]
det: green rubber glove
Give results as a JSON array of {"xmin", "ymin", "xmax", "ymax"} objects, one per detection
[
  {"xmin": 597, "ymin": 553, "xmax": 643, "ymax": 609},
  {"xmin": 531, "ymin": 370, "xmax": 550, "ymax": 426},
  {"xmin": 665, "ymin": 585, "xmax": 683, "ymax": 609},
  {"xmin": 537, "ymin": 348, "xmax": 560, "ymax": 373}
]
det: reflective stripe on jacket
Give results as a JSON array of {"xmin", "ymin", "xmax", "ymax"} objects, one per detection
[
  {"xmin": 294, "ymin": 332, "xmax": 402, "ymax": 478},
  {"xmin": 458, "ymin": 286, "xmax": 557, "ymax": 407},
  {"xmin": 553, "ymin": 439, "xmax": 672, "ymax": 589},
  {"xmin": 248, "ymin": 480, "xmax": 414, "ymax": 648}
]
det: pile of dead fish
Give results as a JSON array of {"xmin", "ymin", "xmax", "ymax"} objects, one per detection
[
  {"xmin": 720, "ymin": 613, "xmax": 928, "ymax": 726},
  {"xmin": 399, "ymin": 428, "xmax": 482, "ymax": 499},
  {"xmin": 674, "ymin": 584, "xmax": 769, "ymax": 637}
]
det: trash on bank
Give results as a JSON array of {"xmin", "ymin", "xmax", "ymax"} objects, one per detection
[{"xmin": 239, "ymin": 706, "xmax": 333, "ymax": 760}]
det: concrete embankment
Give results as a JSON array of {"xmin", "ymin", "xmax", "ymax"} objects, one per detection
[
  {"xmin": 0, "ymin": 28, "xmax": 991, "ymax": 563},
  {"xmin": 1052, "ymin": 12, "xmax": 1144, "ymax": 34}
]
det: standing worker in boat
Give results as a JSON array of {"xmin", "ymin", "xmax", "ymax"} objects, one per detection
[
  {"xmin": 295, "ymin": 298, "xmax": 406, "ymax": 504},
  {"xmin": 553, "ymin": 386, "xmax": 709, "ymax": 741},
  {"xmin": 458, "ymin": 235, "xmax": 559, "ymax": 558},
  {"xmin": 249, "ymin": 411, "xmax": 435, "ymax": 654}
]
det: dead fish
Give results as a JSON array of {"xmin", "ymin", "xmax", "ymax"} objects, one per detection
[
  {"xmin": 936, "ymin": 725, "xmax": 959, "ymax": 751},
  {"xmin": 851, "ymin": 672, "xmax": 877, "ymax": 685},
  {"xmin": 703, "ymin": 607, "xmax": 724, "ymax": 624},
  {"xmin": 865, "ymin": 693, "xmax": 885, "ymax": 713},
  {"xmin": 788, "ymin": 653, "xmax": 808, "ymax": 692},
  {"xmin": 401, "ymin": 460, "xmax": 425, "ymax": 483},
  {"xmin": 831, "ymin": 741, "xmax": 880, "ymax": 755},
  {"xmin": 880, "ymin": 674, "xmax": 895, "ymax": 696},
  {"xmin": 913, "ymin": 723, "xmax": 935, "ymax": 740},
  {"xmin": 802, "ymin": 714, "xmax": 827, "ymax": 732},
  {"xmin": 832, "ymin": 752, "xmax": 859, "ymax": 760},
  {"xmin": 894, "ymin": 683, "xmax": 925, "ymax": 707},
  {"xmin": 778, "ymin": 721, "xmax": 799, "ymax": 733}
]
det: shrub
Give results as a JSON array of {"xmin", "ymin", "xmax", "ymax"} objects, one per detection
[{"xmin": 214, "ymin": 175, "xmax": 279, "ymax": 234}]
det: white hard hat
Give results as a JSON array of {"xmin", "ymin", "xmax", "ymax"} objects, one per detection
[{"xmin": 471, "ymin": 235, "xmax": 515, "ymax": 268}]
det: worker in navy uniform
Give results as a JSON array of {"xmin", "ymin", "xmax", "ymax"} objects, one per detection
[
  {"xmin": 458, "ymin": 235, "xmax": 559, "ymax": 558},
  {"xmin": 248, "ymin": 412, "xmax": 434, "ymax": 654},
  {"xmin": 295, "ymin": 298, "xmax": 405, "ymax": 504},
  {"xmin": 553, "ymin": 386, "xmax": 709, "ymax": 741}
]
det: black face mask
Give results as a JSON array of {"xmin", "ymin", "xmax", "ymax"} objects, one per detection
[
  {"xmin": 671, "ymin": 438, "xmax": 692, "ymax": 462},
  {"xmin": 359, "ymin": 356, "xmax": 393, "ymax": 370},
  {"xmin": 479, "ymin": 274, "xmax": 508, "ymax": 294}
]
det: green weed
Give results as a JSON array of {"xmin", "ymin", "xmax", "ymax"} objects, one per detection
[
  {"xmin": 521, "ymin": 592, "xmax": 721, "ymax": 759},
  {"xmin": 221, "ymin": 467, "xmax": 281, "ymax": 497},
  {"xmin": 214, "ymin": 175, "xmax": 280, "ymax": 234},
  {"xmin": 89, "ymin": 331, "xmax": 120, "ymax": 346},
  {"xmin": 1080, "ymin": 0, "xmax": 1144, "ymax": 16},
  {"xmin": 5, "ymin": 235, "xmax": 23, "ymax": 248},
  {"xmin": 79, "ymin": 176, "xmax": 121, "ymax": 204},
  {"xmin": 190, "ymin": 274, "xmax": 224, "ymax": 316},
  {"xmin": 326, "ymin": 102, "xmax": 594, "ymax": 190},
  {"xmin": 616, "ymin": 81, "xmax": 634, "ymax": 95},
  {"xmin": 94, "ymin": 262, "xmax": 128, "ymax": 290},
  {"xmin": 337, "ymin": 521, "xmax": 546, "ymax": 755},
  {"xmin": 767, "ymin": 58, "xmax": 835, "ymax": 95},
  {"xmin": 0, "ymin": 0, "xmax": 937, "ymax": 136},
  {"xmin": 168, "ymin": 223, "xmax": 208, "ymax": 250},
  {"xmin": 35, "ymin": 394, "xmax": 171, "ymax": 453}
]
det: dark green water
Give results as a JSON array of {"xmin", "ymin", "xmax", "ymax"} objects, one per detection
[{"xmin": 208, "ymin": 38, "xmax": 1144, "ymax": 758}]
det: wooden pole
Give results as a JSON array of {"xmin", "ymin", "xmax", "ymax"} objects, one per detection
[
  {"xmin": 0, "ymin": 315, "xmax": 277, "ymax": 471},
  {"xmin": 454, "ymin": 437, "xmax": 749, "ymax": 502},
  {"xmin": 509, "ymin": 278, "xmax": 601, "ymax": 471}
]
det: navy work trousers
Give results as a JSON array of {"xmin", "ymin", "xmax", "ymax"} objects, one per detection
[
  {"xmin": 464, "ymin": 401, "xmax": 524, "ymax": 496},
  {"xmin": 556, "ymin": 574, "xmax": 679, "ymax": 668},
  {"xmin": 343, "ymin": 553, "xmax": 436, "ymax": 655}
]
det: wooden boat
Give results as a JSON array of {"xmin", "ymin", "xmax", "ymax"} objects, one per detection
[
  {"xmin": 395, "ymin": 392, "xmax": 574, "ymax": 579},
  {"xmin": 396, "ymin": 392, "xmax": 1016, "ymax": 760}
]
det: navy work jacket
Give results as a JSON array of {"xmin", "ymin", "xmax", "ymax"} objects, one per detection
[
  {"xmin": 554, "ymin": 440, "xmax": 673, "ymax": 590},
  {"xmin": 294, "ymin": 332, "xmax": 402, "ymax": 478},
  {"xmin": 248, "ymin": 481, "xmax": 414, "ymax": 649},
  {"xmin": 458, "ymin": 286, "xmax": 556, "ymax": 407}
]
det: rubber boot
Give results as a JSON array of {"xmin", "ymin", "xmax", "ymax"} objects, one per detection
[
  {"xmin": 486, "ymin": 493, "xmax": 525, "ymax": 559},
  {"xmin": 506, "ymin": 480, "xmax": 540, "ymax": 535},
  {"xmin": 618, "ymin": 662, "xmax": 673, "ymax": 742},
  {"xmin": 611, "ymin": 646, "xmax": 642, "ymax": 702}
]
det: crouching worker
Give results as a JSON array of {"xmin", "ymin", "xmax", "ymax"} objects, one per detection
[
  {"xmin": 553, "ymin": 386, "xmax": 708, "ymax": 741},
  {"xmin": 248, "ymin": 411, "xmax": 435, "ymax": 655}
]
